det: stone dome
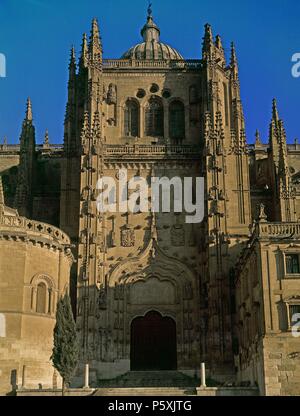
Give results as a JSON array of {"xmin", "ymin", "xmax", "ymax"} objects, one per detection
[{"xmin": 121, "ymin": 15, "xmax": 183, "ymax": 61}]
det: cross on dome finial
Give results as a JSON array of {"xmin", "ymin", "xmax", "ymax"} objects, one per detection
[{"xmin": 147, "ymin": 1, "xmax": 153, "ymax": 18}]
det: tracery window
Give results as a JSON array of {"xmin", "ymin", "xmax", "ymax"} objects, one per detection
[
  {"xmin": 169, "ymin": 100, "xmax": 185, "ymax": 142},
  {"xmin": 145, "ymin": 98, "xmax": 164, "ymax": 137},
  {"xmin": 124, "ymin": 99, "xmax": 139, "ymax": 137}
]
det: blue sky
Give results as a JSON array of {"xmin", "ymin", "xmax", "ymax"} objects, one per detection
[{"xmin": 0, "ymin": 0, "xmax": 299, "ymax": 145}]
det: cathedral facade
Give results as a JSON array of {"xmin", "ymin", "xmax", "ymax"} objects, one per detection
[{"xmin": 0, "ymin": 10, "xmax": 300, "ymax": 396}]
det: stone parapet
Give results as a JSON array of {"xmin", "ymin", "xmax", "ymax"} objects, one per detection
[{"xmin": 0, "ymin": 214, "xmax": 71, "ymax": 251}]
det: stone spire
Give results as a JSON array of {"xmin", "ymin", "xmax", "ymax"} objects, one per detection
[
  {"xmin": 215, "ymin": 34, "xmax": 223, "ymax": 50},
  {"xmin": 43, "ymin": 129, "xmax": 50, "ymax": 149},
  {"xmin": 2, "ymin": 137, "xmax": 7, "ymax": 150},
  {"xmin": 255, "ymin": 129, "xmax": 262, "ymax": 146},
  {"xmin": 79, "ymin": 33, "xmax": 88, "ymax": 69},
  {"xmin": 278, "ymin": 120, "xmax": 289, "ymax": 176},
  {"xmin": 230, "ymin": 42, "xmax": 238, "ymax": 66},
  {"xmin": 230, "ymin": 42, "xmax": 239, "ymax": 79},
  {"xmin": 14, "ymin": 99, "xmax": 36, "ymax": 217},
  {"xmin": 89, "ymin": 18, "xmax": 103, "ymax": 63},
  {"xmin": 269, "ymin": 98, "xmax": 281, "ymax": 156},
  {"xmin": 202, "ymin": 24, "xmax": 214, "ymax": 60},
  {"xmin": 272, "ymin": 98, "xmax": 279, "ymax": 124},
  {"xmin": 69, "ymin": 46, "xmax": 76, "ymax": 71},
  {"xmin": 25, "ymin": 97, "xmax": 33, "ymax": 121},
  {"xmin": 215, "ymin": 34, "xmax": 226, "ymax": 66},
  {"xmin": 268, "ymin": 99, "xmax": 295, "ymax": 221}
]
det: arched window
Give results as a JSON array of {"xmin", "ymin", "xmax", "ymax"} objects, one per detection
[
  {"xmin": 36, "ymin": 282, "xmax": 47, "ymax": 314},
  {"xmin": 145, "ymin": 98, "xmax": 164, "ymax": 137},
  {"xmin": 169, "ymin": 100, "xmax": 185, "ymax": 141},
  {"xmin": 124, "ymin": 99, "xmax": 139, "ymax": 137}
]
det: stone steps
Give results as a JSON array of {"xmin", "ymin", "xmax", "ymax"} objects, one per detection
[
  {"xmin": 93, "ymin": 387, "xmax": 196, "ymax": 396},
  {"xmin": 98, "ymin": 371, "xmax": 200, "ymax": 389}
]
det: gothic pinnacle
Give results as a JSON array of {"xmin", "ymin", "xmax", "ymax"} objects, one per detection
[
  {"xmin": 202, "ymin": 23, "xmax": 214, "ymax": 60},
  {"xmin": 272, "ymin": 98, "xmax": 279, "ymax": 123},
  {"xmin": 89, "ymin": 18, "xmax": 103, "ymax": 60},
  {"xmin": 255, "ymin": 129, "xmax": 262, "ymax": 146},
  {"xmin": 204, "ymin": 23, "xmax": 213, "ymax": 42},
  {"xmin": 230, "ymin": 42, "xmax": 238, "ymax": 67},
  {"xmin": 44, "ymin": 129, "xmax": 50, "ymax": 147},
  {"xmin": 215, "ymin": 35, "xmax": 223, "ymax": 50},
  {"xmin": 69, "ymin": 46, "xmax": 76, "ymax": 68},
  {"xmin": 26, "ymin": 97, "xmax": 33, "ymax": 121},
  {"xmin": 80, "ymin": 33, "xmax": 88, "ymax": 68}
]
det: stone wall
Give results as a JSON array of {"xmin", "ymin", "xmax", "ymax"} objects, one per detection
[
  {"xmin": 0, "ymin": 214, "xmax": 73, "ymax": 395},
  {"xmin": 263, "ymin": 335, "xmax": 300, "ymax": 396}
]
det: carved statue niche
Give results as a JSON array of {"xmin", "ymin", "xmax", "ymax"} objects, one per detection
[
  {"xmin": 81, "ymin": 187, "xmax": 90, "ymax": 201},
  {"xmin": 171, "ymin": 215, "xmax": 185, "ymax": 247},
  {"xmin": 107, "ymin": 84, "xmax": 117, "ymax": 105},
  {"xmin": 109, "ymin": 216, "xmax": 117, "ymax": 248},
  {"xmin": 80, "ymin": 230, "xmax": 88, "ymax": 244},
  {"xmin": 106, "ymin": 84, "xmax": 117, "ymax": 126},
  {"xmin": 98, "ymin": 287, "xmax": 107, "ymax": 311}
]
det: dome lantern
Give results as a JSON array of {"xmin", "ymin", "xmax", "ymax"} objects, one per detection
[{"xmin": 121, "ymin": 8, "xmax": 183, "ymax": 61}]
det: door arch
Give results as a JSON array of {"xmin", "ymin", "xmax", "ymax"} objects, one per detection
[{"xmin": 130, "ymin": 311, "xmax": 177, "ymax": 371}]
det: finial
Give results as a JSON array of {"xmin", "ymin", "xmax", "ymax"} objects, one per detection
[
  {"xmin": 258, "ymin": 203, "xmax": 268, "ymax": 223},
  {"xmin": 204, "ymin": 24, "xmax": 213, "ymax": 41},
  {"xmin": 147, "ymin": 1, "xmax": 153, "ymax": 18},
  {"xmin": 255, "ymin": 129, "xmax": 262, "ymax": 146},
  {"xmin": 26, "ymin": 97, "xmax": 33, "ymax": 121},
  {"xmin": 215, "ymin": 35, "xmax": 223, "ymax": 50},
  {"xmin": 272, "ymin": 98, "xmax": 279, "ymax": 122},
  {"xmin": 202, "ymin": 24, "xmax": 214, "ymax": 59},
  {"xmin": 79, "ymin": 33, "xmax": 88, "ymax": 68},
  {"xmin": 3, "ymin": 137, "xmax": 7, "ymax": 150},
  {"xmin": 43, "ymin": 129, "xmax": 50, "ymax": 148},
  {"xmin": 69, "ymin": 46, "xmax": 76, "ymax": 65},
  {"xmin": 89, "ymin": 18, "xmax": 103, "ymax": 61},
  {"xmin": 231, "ymin": 42, "xmax": 238, "ymax": 66}
]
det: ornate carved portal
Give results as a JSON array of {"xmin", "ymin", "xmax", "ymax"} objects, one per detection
[
  {"xmin": 104, "ymin": 238, "xmax": 200, "ymax": 367},
  {"xmin": 131, "ymin": 311, "xmax": 177, "ymax": 371}
]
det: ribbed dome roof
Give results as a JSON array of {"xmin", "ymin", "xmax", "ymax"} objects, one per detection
[{"xmin": 121, "ymin": 14, "xmax": 183, "ymax": 61}]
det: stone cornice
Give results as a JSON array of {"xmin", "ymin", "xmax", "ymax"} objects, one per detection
[{"xmin": 0, "ymin": 214, "xmax": 73, "ymax": 261}]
